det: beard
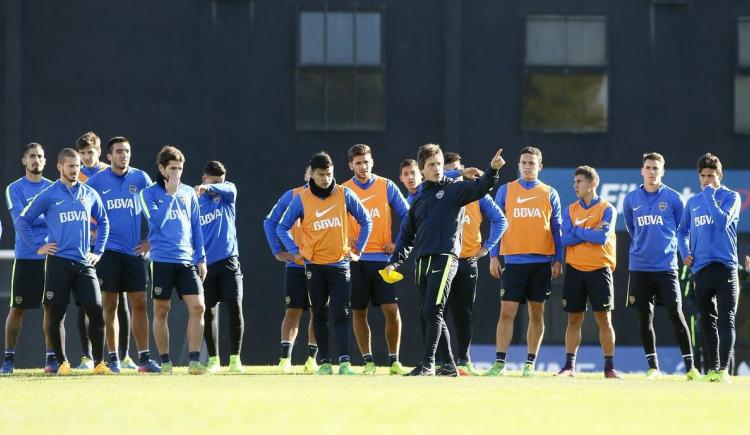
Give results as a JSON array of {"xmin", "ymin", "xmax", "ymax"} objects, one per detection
[{"xmin": 28, "ymin": 168, "xmax": 42, "ymax": 175}]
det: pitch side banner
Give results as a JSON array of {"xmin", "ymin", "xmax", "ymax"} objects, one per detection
[{"xmin": 541, "ymin": 168, "xmax": 750, "ymax": 233}]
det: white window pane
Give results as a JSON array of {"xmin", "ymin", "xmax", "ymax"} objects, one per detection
[
  {"xmin": 566, "ymin": 18, "xmax": 606, "ymax": 66},
  {"xmin": 326, "ymin": 12, "xmax": 354, "ymax": 65},
  {"xmin": 526, "ymin": 17, "xmax": 566, "ymax": 66},
  {"xmin": 739, "ymin": 19, "xmax": 750, "ymax": 67},
  {"xmin": 735, "ymin": 76, "xmax": 750, "ymax": 133},
  {"xmin": 299, "ymin": 12, "xmax": 325, "ymax": 64},
  {"xmin": 355, "ymin": 12, "xmax": 381, "ymax": 65}
]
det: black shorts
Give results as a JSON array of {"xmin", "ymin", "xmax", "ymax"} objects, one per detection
[
  {"xmin": 43, "ymin": 255, "xmax": 102, "ymax": 307},
  {"xmin": 10, "ymin": 259, "xmax": 46, "ymax": 309},
  {"xmin": 350, "ymin": 260, "xmax": 398, "ymax": 309},
  {"xmin": 204, "ymin": 256, "xmax": 243, "ymax": 308},
  {"xmin": 500, "ymin": 262, "xmax": 552, "ymax": 304},
  {"xmin": 627, "ymin": 270, "xmax": 681, "ymax": 309},
  {"xmin": 96, "ymin": 250, "xmax": 148, "ymax": 293},
  {"xmin": 284, "ymin": 266, "xmax": 310, "ymax": 310},
  {"xmin": 151, "ymin": 261, "xmax": 203, "ymax": 300},
  {"xmin": 562, "ymin": 265, "xmax": 614, "ymax": 312}
]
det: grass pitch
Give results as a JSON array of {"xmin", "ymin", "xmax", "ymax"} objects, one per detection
[{"xmin": 1, "ymin": 366, "xmax": 749, "ymax": 435}]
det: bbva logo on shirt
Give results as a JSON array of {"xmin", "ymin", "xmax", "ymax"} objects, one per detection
[
  {"xmin": 363, "ymin": 208, "xmax": 381, "ymax": 219},
  {"xmin": 60, "ymin": 210, "xmax": 88, "ymax": 223},
  {"xmin": 167, "ymin": 209, "xmax": 189, "ymax": 220},
  {"xmin": 313, "ymin": 217, "xmax": 342, "ymax": 231},
  {"xmin": 106, "ymin": 198, "xmax": 134, "ymax": 211},
  {"xmin": 200, "ymin": 209, "xmax": 222, "ymax": 226},
  {"xmin": 636, "ymin": 215, "xmax": 664, "ymax": 226},
  {"xmin": 513, "ymin": 207, "xmax": 542, "ymax": 218},
  {"xmin": 694, "ymin": 215, "xmax": 714, "ymax": 227}
]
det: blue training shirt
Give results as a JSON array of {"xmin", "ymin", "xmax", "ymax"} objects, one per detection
[
  {"xmin": 478, "ymin": 194, "xmax": 508, "ymax": 253},
  {"xmin": 622, "ymin": 184, "xmax": 685, "ymax": 272},
  {"xmin": 17, "ymin": 180, "xmax": 109, "ymax": 262},
  {"xmin": 677, "ymin": 185, "xmax": 740, "ymax": 274},
  {"xmin": 276, "ymin": 185, "xmax": 372, "ymax": 267},
  {"xmin": 491, "ymin": 179, "xmax": 563, "ymax": 263},
  {"xmin": 139, "ymin": 183, "xmax": 206, "ymax": 265},
  {"xmin": 86, "ymin": 167, "xmax": 152, "ymax": 256},
  {"xmin": 199, "ymin": 181, "xmax": 239, "ymax": 265},
  {"xmin": 5, "ymin": 177, "xmax": 54, "ymax": 259},
  {"xmin": 264, "ymin": 186, "xmax": 306, "ymax": 269}
]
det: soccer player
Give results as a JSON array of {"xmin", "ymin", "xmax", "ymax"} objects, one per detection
[
  {"xmin": 195, "ymin": 160, "xmax": 245, "ymax": 373},
  {"xmin": 486, "ymin": 146, "xmax": 563, "ymax": 377},
  {"xmin": 557, "ymin": 166, "xmax": 620, "ymax": 379},
  {"xmin": 623, "ymin": 153, "xmax": 699, "ymax": 380},
  {"xmin": 139, "ymin": 145, "xmax": 207, "ymax": 375},
  {"xmin": 77, "ymin": 132, "xmax": 109, "ymax": 182},
  {"xmin": 386, "ymin": 145, "xmax": 504, "ymax": 376},
  {"xmin": 399, "ymin": 159, "xmax": 422, "ymax": 204},
  {"xmin": 86, "ymin": 136, "xmax": 160, "ymax": 373},
  {"xmin": 343, "ymin": 144, "xmax": 410, "ymax": 375},
  {"xmin": 75, "ymin": 131, "xmax": 135, "ymax": 370},
  {"xmin": 263, "ymin": 166, "xmax": 319, "ymax": 374},
  {"xmin": 677, "ymin": 153, "xmax": 741, "ymax": 383},
  {"xmin": 277, "ymin": 152, "xmax": 372, "ymax": 375},
  {"xmin": 16, "ymin": 148, "xmax": 111, "ymax": 375},
  {"xmin": 2, "ymin": 143, "xmax": 56, "ymax": 374},
  {"xmin": 443, "ymin": 152, "xmax": 507, "ymax": 376}
]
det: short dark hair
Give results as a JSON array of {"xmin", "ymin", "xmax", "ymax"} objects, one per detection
[
  {"xmin": 417, "ymin": 144, "xmax": 443, "ymax": 170},
  {"xmin": 107, "ymin": 136, "xmax": 129, "ymax": 153},
  {"xmin": 697, "ymin": 153, "xmax": 722, "ymax": 175},
  {"xmin": 444, "ymin": 152, "xmax": 462, "ymax": 165},
  {"xmin": 347, "ymin": 144, "xmax": 372, "ymax": 162},
  {"xmin": 520, "ymin": 146, "xmax": 543, "ymax": 163},
  {"xmin": 58, "ymin": 148, "xmax": 80, "ymax": 163},
  {"xmin": 575, "ymin": 165, "xmax": 600, "ymax": 185},
  {"xmin": 203, "ymin": 160, "xmax": 226, "ymax": 177},
  {"xmin": 23, "ymin": 142, "xmax": 44, "ymax": 157},
  {"xmin": 76, "ymin": 132, "xmax": 101, "ymax": 151},
  {"xmin": 642, "ymin": 152, "xmax": 665, "ymax": 166},
  {"xmin": 399, "ymin": 159, "xmax": 417, "ymax": 172},
  {"xmin": 309, "ymin": 152, "xmax": 333, "ymax": 171},
  {"xmin": 156, "ymin": 145, "xmax": 185, "ymax": 168}
]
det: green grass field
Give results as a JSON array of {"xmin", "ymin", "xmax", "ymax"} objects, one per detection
[{"xmin": 2, "ymin": 366, "xmax": 749, "ymax": 434}]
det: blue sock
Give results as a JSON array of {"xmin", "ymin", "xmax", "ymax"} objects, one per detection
[
  {"xmin": 188, "ymin": 351, "xmax": 200, "ymax": 362},
  {"xmin": 4, "ymin": 350, "xmax": 14, "ymax": 363},
  {"xmin": 160, "ymin": 353, "xmax": 170, "ymax": 364}
]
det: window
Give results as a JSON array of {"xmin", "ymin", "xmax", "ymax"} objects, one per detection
[
  {"xmin": 735, "ymin": 18, "xmax": 750, "ymax": 133},
  {"xmin": 296, "ymin": 10, "xmax": 384, "ymax": 131},
  {"xmin": 523, "ymin": 15, "xmax": 608, "ymax": 133}
]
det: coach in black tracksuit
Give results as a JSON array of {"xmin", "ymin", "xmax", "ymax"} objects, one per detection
[{"xmin": 386, "ymin": 145, "xmax": 505, "ymax": 376}]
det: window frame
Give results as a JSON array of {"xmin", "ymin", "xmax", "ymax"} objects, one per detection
[
  {"xmin": 521, "ymin": 14, "xmax": 609, "ymax": 134},
  {"xmin": 294, "ymin": 5, "xmax": 386, "ymax": 132}
]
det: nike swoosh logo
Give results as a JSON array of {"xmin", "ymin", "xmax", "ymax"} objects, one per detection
[
  {"xmin": 516, "ymin": 196, "xmax": 537, "ymax": 204},
  {"xmin": 315, "ymin": 205, "xmax": 336, "ymax": 218},
  {"xmin": 545, "ymin": 291, "xmax": 552, "ymax": 296},
  {"xmin": 360, "ymin": 195, "xmax": 376, "ymax": 203},
  {"xmin": 431, "ymin": 270, "xmax": 443, "ymax": 274},
  {"xmin": 632, "ymin": 205, "xmax": 642, "ymax": 211},
  {"xmin": 102, "ymin": 189, "xmax": 112, "ymax": 194},
  {"xmin": 692, "ymin": 206, "xmax": 700, "ymax": 212},
  {"xmin": 469, "ymin": 274, "xmax": 477, "ymax": 278},
  {"xmin": 55, "ymin": 200, "xmax": 65, "ymax": 205},
  {"xmin": 574, "ymin": 217, "xmax": 589, "ymax": 225}
]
